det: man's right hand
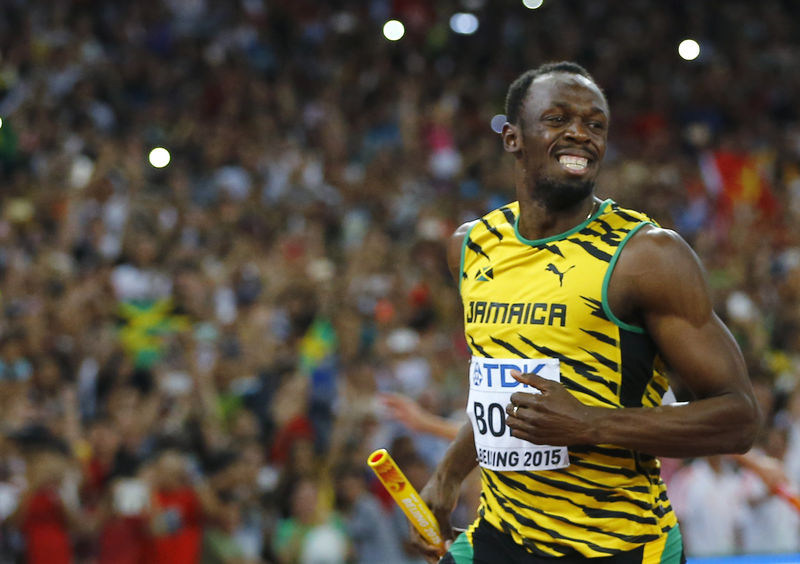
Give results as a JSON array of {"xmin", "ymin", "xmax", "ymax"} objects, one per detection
[
  {"xmin": 408, "ymin": 421, "xmax": 478, "ymax": 562},
  {"xmin": 409, "ymin": 477, "xmax": 459, "ymax": 563}
]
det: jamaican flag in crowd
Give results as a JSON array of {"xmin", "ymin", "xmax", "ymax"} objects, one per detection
[{"xmin": 117, "ymin": 298, "xmax": 189, "ymax": 369}]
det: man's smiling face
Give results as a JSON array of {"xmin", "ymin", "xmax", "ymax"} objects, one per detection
[{"xmin": 508, "ymin": 72, "xmax": 609, "ymax": 209}]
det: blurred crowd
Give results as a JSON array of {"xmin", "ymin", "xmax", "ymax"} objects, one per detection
[{"xmin": 1, "ymin": 0, "xmax": 800, "ymax": 561}]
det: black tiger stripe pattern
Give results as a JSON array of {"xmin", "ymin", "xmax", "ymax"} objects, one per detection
[{"xmin": 460, "ymin": 199, "xmax": 676, "ymax": 557}]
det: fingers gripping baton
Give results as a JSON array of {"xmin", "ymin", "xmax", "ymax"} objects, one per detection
[{"xmin": 367, "ymin": 449, "xmax": 445, "ymax": 553}]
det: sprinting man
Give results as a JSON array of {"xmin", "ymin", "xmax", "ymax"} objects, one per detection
[{"xmin": 411, "ymin": 62, "xmax": 761, "ymax": 564}]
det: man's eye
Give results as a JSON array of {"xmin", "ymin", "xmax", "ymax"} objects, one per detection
[{"xmin": 545, "ymin": 115, "xmax": 566, "ymax": 123}]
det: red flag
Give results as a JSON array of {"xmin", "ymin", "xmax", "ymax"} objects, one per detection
[{"xmin": 699, "ymin": 150, "xmax": 777, "ymax": 218}]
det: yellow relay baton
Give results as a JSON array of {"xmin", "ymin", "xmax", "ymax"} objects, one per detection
[{"xmin": 367, "ymin": 448, "xmax": 445, "ymax": 553}]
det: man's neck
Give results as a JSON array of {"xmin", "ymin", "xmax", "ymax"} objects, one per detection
[{"xmin": 516, "ymin": 195, "xmax": 598, "ymax": 241}]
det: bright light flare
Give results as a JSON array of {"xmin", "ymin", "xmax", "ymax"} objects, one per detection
[
  {"xmin": 383, "ymin": 20, "xmax": 405, "ymax": 41},
  {"xmin": 522, "ymin": 0, "xmax": 544, "ymax": 9},
  {"xmin": 450, "ymin": 13, "xmax": 479, "ymax": 35},
  {"xmin": 678, "ymin": 39, "xmax": 700, "ymax": 61},
  {"xmin": 149, "ymin": 147, "xmax": 171, "ymax": 168}
]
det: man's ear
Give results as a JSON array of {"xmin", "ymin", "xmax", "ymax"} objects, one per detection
[{"xmin": 502, "ymin": 122, "xmax": 520, "ymax": 153}]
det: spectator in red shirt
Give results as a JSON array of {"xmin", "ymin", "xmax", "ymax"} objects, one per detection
[
  {"xmin": 94, "ymin": 465, "xmax": 152, "ymax": 564},
  {"xmin": 10, "ymin": 442, "xmax": 81, "ymax": 564},
  {"xmin": 145, "ymin": 448, "xmax": 221, "ymax": 564}
]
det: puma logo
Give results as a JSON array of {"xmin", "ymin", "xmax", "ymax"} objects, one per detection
[{"xmin": 546, "ymin": 263, "xmax": 574, "ymax": 286}]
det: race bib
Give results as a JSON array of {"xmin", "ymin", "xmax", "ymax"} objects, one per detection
[{"xmin": 468, "ymin": 356, "xmax": 570, "ymax": 472}]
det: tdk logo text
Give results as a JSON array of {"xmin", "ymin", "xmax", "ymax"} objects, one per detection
[{"xmin": 471, "ymin": 362, "xmax": 545, "ymax": 389}]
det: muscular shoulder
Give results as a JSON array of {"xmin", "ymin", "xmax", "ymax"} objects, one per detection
[
  {"xmin": 611, "ymin": 225, "xmax": 712, "ymax": 324},
  {"xmin": 619, "ymin": 225, "xmax": 706, "ymax": 283}
]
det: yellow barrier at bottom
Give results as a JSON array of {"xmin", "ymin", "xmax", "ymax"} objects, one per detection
[{"xmin": 367, "ymin": 448, "xmax": 445, "ymax": 554}]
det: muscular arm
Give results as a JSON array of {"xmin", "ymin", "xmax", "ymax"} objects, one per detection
[
  {"xmin": 416, "ymin": 422, "xmax": 477, "ymax": 559},
  {"xmin": 412, "ymin": 223, "xmax": 478, "ymax": 561},
  {"xmin": 507, "ymin": 226, "xmax": 761, "ymax": 458},
  {"xmin": 599, "ymin": 227, "xmax": 760, "ymax": 455}
]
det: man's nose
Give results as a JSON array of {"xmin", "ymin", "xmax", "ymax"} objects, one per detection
[{"xmin": 564, "ymin": 120, "xmax": 590, "ymax": 141}]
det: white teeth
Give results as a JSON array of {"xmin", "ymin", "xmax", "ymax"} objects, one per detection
[{"xmin": 559, "ymin": 155, "xmax": 588, "ymax": 170}]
